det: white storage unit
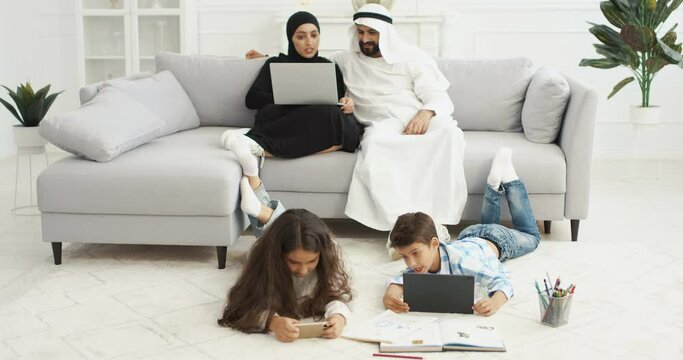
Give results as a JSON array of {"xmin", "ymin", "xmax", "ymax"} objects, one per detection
[{"xmin": 76, "ymin": 0, "xmax": 196, "ymax": 85}]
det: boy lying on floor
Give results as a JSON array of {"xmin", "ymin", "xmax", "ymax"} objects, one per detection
[{"xmin": 383, "ymin": 148, "xmax": 541, "ymax": 316}]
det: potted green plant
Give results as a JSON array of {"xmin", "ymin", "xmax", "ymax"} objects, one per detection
[
  {"xmin": 579, "ymin": 0, "xmax": 683, "ymax": 124},
  {"xmin": 0, "ymin": 82, "xmax": 62, "ymax": 149}
]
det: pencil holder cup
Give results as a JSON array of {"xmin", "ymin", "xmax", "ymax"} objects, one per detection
[{"xmin": 538, "ymin": 293, "xmax": 573, "ymax": 327}]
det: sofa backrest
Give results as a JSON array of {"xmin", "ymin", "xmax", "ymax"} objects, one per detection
[
  {"xmin": 147, "ymin": 53, "xmax": 535, "ymax": 131},
  {"xmin": 156, "ymin": 52, "xmax": 265, "ymax": 127},
  {"xmin": 437, "ymin": 57, "xmax": 533, "ymax": 132}
]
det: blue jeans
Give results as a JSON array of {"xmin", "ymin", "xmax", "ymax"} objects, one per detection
[
  {"xmin": 247, "ymin": 183, "xmax": 286, "ymax": 238},
  {"xmin": 457, "ymin": 180, "xmax": 540, "ymax": 261}
]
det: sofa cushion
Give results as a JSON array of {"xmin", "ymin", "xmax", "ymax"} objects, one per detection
[
  {"xmin": 103, "ymin": 70, "xmax": 200, "ymax": 137},
  {"xmin": 462, "ymin": 131, "xmax": 566, "ymax": 194},
  {"xmin": 261, "ymin": 131, "xmax": 566, "ymax": 195},
  {"xmin": 156, "ymin": 52, "xmax": 266, "ymax": 127},
  {"xmin": 437, "ymin": 57, "xmax": 533, "ymax": 132},
  {"xmin": 39, "ymin": 86, "xmax": 164, "ymax": 162},
  {"xmin": 261, "ymin": 151, "xmax": 359, "ymax": 193},
  {"xmin": 521, "ymin": 67, "xmax": 570, "ymax": 144},
  {"xmin": 37, "ymin": 127, "xmax": 243, "ymax": 216}
]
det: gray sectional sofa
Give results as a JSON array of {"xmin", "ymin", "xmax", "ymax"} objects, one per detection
[{"xmin": 37, "ymin": 52, "xmax": 598, "ymax": 268}]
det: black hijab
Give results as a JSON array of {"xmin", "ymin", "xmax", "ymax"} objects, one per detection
[{"xmin": 285, "ymin": 11, "xmax": 322, "ymax": 62}]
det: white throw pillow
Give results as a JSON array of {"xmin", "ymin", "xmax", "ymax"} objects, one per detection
[
  {"xmin": 102, "ymin": 70, "xmax": 200, "ymax": 136},
  {"xmin": 40, "ymin": 87, "xmax": 164, "ymax": 162},
  {"xmin": 521, "ymin": 68, "xmax": 570, "ymax": 144}
]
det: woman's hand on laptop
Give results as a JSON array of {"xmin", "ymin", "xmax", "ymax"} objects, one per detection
[
  {"xmin": 472, "ymin": 291, "xmax": 508, "ymax": 316},
  {"xmin": 339, "ymin": 97, "xmax": 355, "ymax": 114},
  {"xmin": 245, "ymin": 49, "xmax": 266, "ymax": 59},
  {"xmin": 383, "ymin": 284, "xmax": 410, "ymax": 313}
]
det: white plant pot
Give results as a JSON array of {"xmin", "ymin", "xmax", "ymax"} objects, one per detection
[
  {"xmin": 629, "ymin": 106, "xmax": 661, "ymax": 125},
  {"xmin": 13, "ymin": 125, "xmax": 48, "ymax": 154}
]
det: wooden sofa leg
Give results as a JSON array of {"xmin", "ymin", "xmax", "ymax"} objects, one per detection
[
  {"xmin": 543, "ymin": 221, "xmax": 551, "ymax": 234},
  {"xmin": 216, "ymin": 246, "xmax": 227, "ymax": 269},
  {"xmin": 51, "ymin": 242, "xmax": 62, "ymax": 265},
  {"xmin": 570, "ymin": 220, "xmax": 580, "ymax": 242}
]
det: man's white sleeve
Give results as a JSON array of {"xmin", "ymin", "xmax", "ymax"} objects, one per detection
[{"xmin": 411, "ymin": 62, "xmax": 454, "ymax": 118}]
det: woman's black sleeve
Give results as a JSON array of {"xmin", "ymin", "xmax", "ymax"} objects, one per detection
[{"xmin": 245, "ymin": 60, "xmax": 275, "ymax": 110}]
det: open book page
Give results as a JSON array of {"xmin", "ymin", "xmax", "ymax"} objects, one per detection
[
  {"xmin": 378, "ymin": 322, "xmax": 443, "ymax": 352},
  {"xmin": 439, "ymin": 320, "xmax": 505, "ymax": 350},
  {"xmin": 342, "ymin": 310, "xmax": 437, "ymax": 343}
]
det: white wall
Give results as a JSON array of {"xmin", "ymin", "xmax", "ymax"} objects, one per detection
[
  {"xmin": 1, "ymin": 0, "xmax": 681, "ymax": 160},
  {"xmin": 0, "ymin": 0, "xmax": 79, "ymax": 160}
]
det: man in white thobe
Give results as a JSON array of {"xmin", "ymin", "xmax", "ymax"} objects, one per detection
[{"xmin": 331, "ymin": 4, "xmax": 467, "ymax": 230}]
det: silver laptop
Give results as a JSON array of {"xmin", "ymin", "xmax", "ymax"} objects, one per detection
[{"xmin": 270, "ymin": 63, "xmax": 340, "ymax": 105}]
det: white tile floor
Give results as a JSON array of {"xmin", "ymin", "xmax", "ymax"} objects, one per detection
[{"xmin": 1, "ymin": 154, "xmax": 682, "ymax": 359}]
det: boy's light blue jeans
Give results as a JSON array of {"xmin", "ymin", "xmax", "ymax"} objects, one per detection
[
  {"xmin": 247, "ymin": 183, "xmax": 286, "ymax": 238},
  {"xmin": 457, "ymin": 180, "xmax": 540, "ymax": 262}
]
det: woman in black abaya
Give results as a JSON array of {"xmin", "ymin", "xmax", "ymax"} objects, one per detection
[{"xmin": 223, "ymin": 11, "xmax": 363, "ymax": 161}]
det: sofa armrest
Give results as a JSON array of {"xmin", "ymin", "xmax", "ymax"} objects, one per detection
[
  {"xmin": 78, "ymin": 72, "xmax": 153, "ymax": 105},
  {"xmin": 558, "ymin": 75, "xmax": 599, "ymax": 220}
]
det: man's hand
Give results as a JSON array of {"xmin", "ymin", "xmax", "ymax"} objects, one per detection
[
  {"xmin": 472, "ymin": 291, "xmax": 508, "ymax": 316},
  {"xmin": 245, "ymin": 49, "xmax": 266, "ymax": 59},
  {"xmin": 268, "ymin": 316, "xmax": 300, "ymax": 342},
  {"xmin": 403, "ymin": 109, "xmax": 435, "ymax": 135},
  {"xmin": 339, "ymin": 97, "xmax": 354, "ymax": 114},
  {"xmin": 322, "ymin": 314, "xmax": 346, "ymax": 339},
  {"xmin": 383, "ymin": 284, "xmax": 410, "ymax": 313}
]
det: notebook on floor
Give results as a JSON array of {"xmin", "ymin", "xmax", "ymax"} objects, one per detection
[{"xmin": 379, "ymin": 319, "xmax": 506, "ymax": 353}]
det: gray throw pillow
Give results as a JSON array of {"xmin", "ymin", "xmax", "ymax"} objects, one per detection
[
  {"xmin": 39, "ymin": 87, "xmax": 164, "ymax": 162},
  {"xmin": 156, "ymin": 52, "xmax": 267, "ymax": 127},
  {"xmin": 521, "ymin": 68, "xmax": 570, "ymax": 144},
  {"xmin": 102, "ymin": 70, "xmax": 200, "ymax": 137},
  {"xmin": 437, "ymin": 57, "xmax": 533, "ymax": 132}
]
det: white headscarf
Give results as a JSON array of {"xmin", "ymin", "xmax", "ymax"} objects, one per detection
[{"xmin": 349, "ymin": 4, "xmax": 434, "ymax": 65}]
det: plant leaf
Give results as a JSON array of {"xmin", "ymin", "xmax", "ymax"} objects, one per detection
[
  {"xmin": 594, "ymin": 43, "xmax": 630, "ymax": 64},
  {"xmin": 657, "ymin": 38, "xmax": 683, "ymax": 61},
  {"xmin": 579, "ymin": 58, "xmax": 622, "ymax": 68},
  {"xmin": 589, "ymin": 22, "xmax": 626, "ymax": 47},
  {"xmin": 661, "ymin": 29, "xmax": 677, "ymax": 46},
  {"xmin": 610, "ymin": 0, "xmax": 638, "ymax": 23},
  {"xmin": 0, "ymin": 97, "xmax": 24, "ymax": 125},
  {"xmin": 660, "ymin": 0, "xmax": 683, "ymax": 24},
  {"xmin": 40, "ymin": 91, "xmax": 63, "ymax": 120},
  {"xmin": 645, "ymin": 56, "xmax": 670, "ymax": 73},
  {"xmin": 608, "ymin": 77, "xmax": 635, "ymax": 99},
  {"xmin": 621, "ymin": 24, "xmax": 656, "ymax": 51},
  {"xmin": 601, "ymin": 1, "xmax": 627, "ymax": 28},
  {"xmin": 653, "ymin": 0, "xmax": 670, "ymax": 27},
  {"xmin": 23, "ymin": 92, "xmax": 45, "ymax": 127},
  {"xmin": 1, "ymin": 85, "xmax": 17, "ymax": 98},
  {"xmin": 34, "ymin": 84, "xmax": 50, "ymax": 102},
  {"xmin": 3, "ymin": 86, "xmax": 29, "ymax": 123}
]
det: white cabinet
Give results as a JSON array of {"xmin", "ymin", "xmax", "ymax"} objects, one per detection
[{"xmin": 76, "ymin": 0, "xmax": 196, "ymax": 85}]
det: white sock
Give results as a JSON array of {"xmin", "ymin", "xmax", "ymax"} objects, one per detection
[
  {"xmin": 231, "ymin": 137, "xmax": 259, "ymax": 176},
  {"xmin": 487, "ymin": 147, "xmax": 510, "ymax": 189},
  {"xmin": 220, "ymin": 129, "xmax": 249, "ymax": 150},
  {"xmin": 500, "ymin": 148, "xmax": 519, "ymax": 184},
  {"xmin": 240, "ymin": 177, "xmax": 262, "ymax": 217}
]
